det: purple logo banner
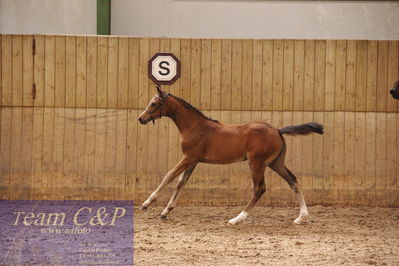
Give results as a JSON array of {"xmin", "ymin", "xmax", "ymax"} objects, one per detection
[{"xmin": 0, "ymin": 200, "xmax": 134, "ymax": 266}]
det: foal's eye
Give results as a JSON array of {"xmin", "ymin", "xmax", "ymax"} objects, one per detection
[{"xmin": 151, "ymin": 103, "xmax": 157, "ymax": 107}]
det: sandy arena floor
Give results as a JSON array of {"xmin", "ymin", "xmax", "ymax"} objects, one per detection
[{"xmin": 134, "ymin": 206, "xmax": 399, "ymax": 266}]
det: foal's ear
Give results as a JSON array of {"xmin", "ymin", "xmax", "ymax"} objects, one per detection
[{"xmin": 156, "ymin": 85, "xmax": 165, "ymax": 98}]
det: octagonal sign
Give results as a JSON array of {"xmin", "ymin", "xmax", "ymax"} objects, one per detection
[{"xmin": 148, "ymin": 53, "xmax": 181, "ymax": 85}]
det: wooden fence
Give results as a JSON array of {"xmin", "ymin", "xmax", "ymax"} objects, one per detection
[{"xmin": 0, "ymin": 34, "xmax": 398, "ymax": 207}]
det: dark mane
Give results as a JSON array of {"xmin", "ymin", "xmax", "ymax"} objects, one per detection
[{"xmin": 169, "ymin": 94, "xmax": 219, "ymax": 123}]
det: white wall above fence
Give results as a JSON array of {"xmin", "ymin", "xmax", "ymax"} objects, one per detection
[
  {"xmin": 111, "ymin": 0, "xmax": 399, "ymax": 40},
  {"xmin": 0, "ymin": 0, "xmax": 97, "ymax": 34}
]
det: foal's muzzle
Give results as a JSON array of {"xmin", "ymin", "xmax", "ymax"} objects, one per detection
[
  {"xmin": 390, "ymin": 88, "xmax": 399, "ymax": 99},
  {"xmin": 138, "ymin": 115, "xmax": 158, "ymax": 125},
  {"xmin": 138, "ymin": 117, "xmax": 146, "ymax": 125}
]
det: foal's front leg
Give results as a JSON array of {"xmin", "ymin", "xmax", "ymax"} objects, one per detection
[
  {"xmin": 140, "ymin": 157, "xmax": 194, "ymax": 210},
  {"xmin": 160, "ymin": 164, "xmax": 197, "ymax": 218}
]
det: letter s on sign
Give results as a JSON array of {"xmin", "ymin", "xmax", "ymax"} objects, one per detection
[
  {"xmin": 158, "ymin": 61, "xmax": 170, "ymax": 76},
  {"xmin": 74, "ymin": 207, "xmax": 91, "ymax": 226}
]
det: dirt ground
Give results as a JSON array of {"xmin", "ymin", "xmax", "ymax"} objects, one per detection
[{"xmin": 134, "ymin": 206, "xmax": 399, "ymax": 266}]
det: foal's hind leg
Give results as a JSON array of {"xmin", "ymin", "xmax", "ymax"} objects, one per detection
[
  {"xmin": 160, "ymin": 164, "xmax": 197, "ymax": 218},
  {"xmin": 228, "ymin": 159, "xmax": 266, "ymax": 225},
  {"xmin": 269, "ymin": 161, "xmax": 309, "ymax": 224}
]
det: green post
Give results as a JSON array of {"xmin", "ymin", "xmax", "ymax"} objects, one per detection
[{"xmin": 97, "ymin": 0, "xmax": 111, "ymax": 35}]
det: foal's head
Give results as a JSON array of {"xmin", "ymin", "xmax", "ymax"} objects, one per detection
[
  {"xmin": 138, "ymin": 86, "xmax": 170, "ymax": 125},
  {"xmin": 390, "ymin": 80, "xmax": 399, "ymax": 100}
]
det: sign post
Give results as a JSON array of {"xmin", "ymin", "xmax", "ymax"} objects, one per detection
[{"xmin": 148, "ymin": 53, "xmax": 181, "ymax": 85}]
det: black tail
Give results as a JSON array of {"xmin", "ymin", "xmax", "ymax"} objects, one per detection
[{"xmin": 279, "ymin": 122, "xmax": 324, "ymax": 136}]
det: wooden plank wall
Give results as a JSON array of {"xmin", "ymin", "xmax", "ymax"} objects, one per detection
[{"xmin": 0, "ymin": 34, "xmax": 398, "ymax": 207}]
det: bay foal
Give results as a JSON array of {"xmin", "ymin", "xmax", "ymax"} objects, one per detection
[{"xmin": 138, "ymin": 86, "xmax": 323, "ymax": 225}]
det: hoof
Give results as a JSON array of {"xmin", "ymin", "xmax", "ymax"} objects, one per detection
[
  {"xmin": 139, "ymin": 205, "xmax": 148, "ymax": 211},
  {"xmin": 160, "ymin": 214, "xmax": 167, "ymax": 219},
  {"xmin": 227, "ymin": 219, "xmax": 241, "ymax": 225},
  {"xmin": 293, "ymin": 215, "xmax": 308, "ymax": 225},
  {"xmin": 227, "ymin": 211, "xmax": 248, "ymax": 225}
]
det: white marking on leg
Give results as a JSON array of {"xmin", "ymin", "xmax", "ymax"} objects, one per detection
[
  {"xmin": 160, "ymin": 208, "xmax": 167, "ymax": 217},
  {"xmin": 142, "ymin": 191, "xmax": 158, "ymax": 207},
  {"xmin": 228, "ymin": 211, "xmax": 248, "ymax": 225},
  {"xmin": 160, "ymin": 201, "xmax": 175, "ymax": 217},
  {"xmin": 293, "ymin": 191, "xmax": 309, "ymax": 224}
]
